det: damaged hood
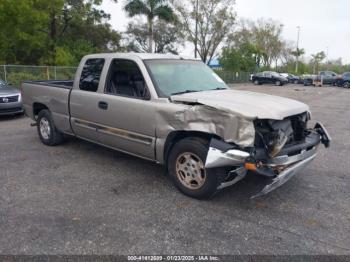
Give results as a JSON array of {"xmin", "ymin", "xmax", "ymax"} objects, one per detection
[{"xmin": 171, "ymin": 89, "xmax": 309, "ymax": 120}]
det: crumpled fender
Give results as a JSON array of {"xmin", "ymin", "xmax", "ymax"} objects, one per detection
[{"xmin": 156, "ymin": 103, "xmax": 256, "ymax": 148}]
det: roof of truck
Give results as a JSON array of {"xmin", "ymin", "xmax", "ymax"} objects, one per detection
[{"xmin": 84, "ymin": 52, "xmax": 200, "ymax": 61}]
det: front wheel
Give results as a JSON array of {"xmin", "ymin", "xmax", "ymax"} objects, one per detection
[
  {"xmin": 344, "ymin": 82, "xmax": 350, "ymax": 88},
  {"xmin": 254, "ymin": 80, "xmax": 260, "ymax": 85},
  {"xmin": 37, "ymin": 109, "xmax": 65, "ymax": 146},
  {"xmin": 167, "ymin": 138, "xmax": 222, "ymax": 199},
  {"xmin": 275, "ymin": 80, "xmax": 282, "ymax": 86}
]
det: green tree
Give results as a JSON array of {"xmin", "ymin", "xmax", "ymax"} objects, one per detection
[
  {"xmin": 0, "ymin": 0, "xmax": 121, "ymax": 66},
  {"xmin": 123, "ymin": 0, "xmax": 175, "ymax": 53},
  {"xmin": 220, "ymin": 43, "xmax": 262, "ymax": 72},
  {"xmin": 125, "ymin": 19, "xmax": 184, "ymax": 54},
  {"xmin": 174, "ymin": 0, "xmax": 236, "ymax": 63},
  {"xmin": 0, "ymin": 0, "xmax": 47, "ymax": 64},
  {"xmin": 291, "ymin": 48, "xmax": 305, "ymax": 74},
  {"xmin": 310, "ymin": 51, "xmax": 326, "ymax": 74},
  {"xmin": 226, "ymin": 18, "xmax": 285, "ymax": 68}
]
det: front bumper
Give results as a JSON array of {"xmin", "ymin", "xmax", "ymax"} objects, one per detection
[
  {"xmin": 0, "ymin": 102, "xmax": 23, "ymax": 116},
  {"xmin": 205, "ymin": 122, "xmax": 331, "ymax": 197}
]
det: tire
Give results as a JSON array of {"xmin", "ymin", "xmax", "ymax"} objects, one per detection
[
  {"xmin": 254, "ymin": 80, "xmax": 260, "ymax": 85},
  {"xmin": 294, "ymin": 80, "xmax": 299, "ymax": 84},
  {"xmin": 167, "ymin": 138, "xmax": 223, "ymax": 199},
  {"xmin": 275, "ymin": 80, "xmax": 281, "ymax": 86},
  {"xmin": 37, "ymin": 109, "xmax": 65, "ymax": 146},
  {"xmin": 344, "ymin": 82, "xmax": 350, "ymax": 88}
]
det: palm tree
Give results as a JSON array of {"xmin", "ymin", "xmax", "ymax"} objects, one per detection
[
  {"xmin": 291, "ymin": 48, "xmax": 305, "ymax": 74},
  {"xmin": 124, "ymin": 0, "xmax": 175, "ymax": 53}
]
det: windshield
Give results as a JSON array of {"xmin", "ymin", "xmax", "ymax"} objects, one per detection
[{"xmin": 144, "ymin": 59, "xmax": 227, "ymax": 97}]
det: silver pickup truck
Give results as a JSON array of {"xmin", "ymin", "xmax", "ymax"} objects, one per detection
[{"xmin": 22, "ymin": 53, "xmax": 331, "ymax": 199}]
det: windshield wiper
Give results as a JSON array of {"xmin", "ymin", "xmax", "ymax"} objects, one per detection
[{"xmin": 171, "ymin": 90, "xmax": 200, "ymax": 96}]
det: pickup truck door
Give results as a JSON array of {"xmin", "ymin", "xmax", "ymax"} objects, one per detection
[
  {"xmin": 93, "ymin": 58, "xmax": 156, "ymax": 160},
  {"xmin": 70, "ymin": 58, "xmax": 107, "ymax": 142}
]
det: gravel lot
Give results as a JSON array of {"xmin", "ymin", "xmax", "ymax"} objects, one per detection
[{"xmin": 0, "ymin": 84, "xmax": 349, "ymax": 255}]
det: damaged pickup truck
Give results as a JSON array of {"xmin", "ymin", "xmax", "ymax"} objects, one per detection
[{"xmin": 21, "ymin": 53, "xmax": 331, "ymax": 199}]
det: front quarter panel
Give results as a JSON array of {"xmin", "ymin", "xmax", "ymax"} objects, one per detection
[{"xmin": 154, "ymin": 100, "xmax": 255, "ymax": 164}]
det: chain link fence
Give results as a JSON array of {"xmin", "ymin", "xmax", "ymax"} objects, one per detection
[
  {"xmin": 0, "ymin": 65, "xmax": 77, "ymax": 88},
  {"xmin": 0, "ymin": 65, "xmax": 251, "ymax": 88},
  {"xmin": 214, "ymin": 70, "xmax": 252, "ymax": 84}
]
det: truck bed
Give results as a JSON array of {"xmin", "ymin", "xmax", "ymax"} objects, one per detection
[{"xmin": 22, "ymin": 80, "xmax": 73, "ymax": 134}]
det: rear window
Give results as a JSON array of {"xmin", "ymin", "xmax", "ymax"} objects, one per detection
[{"xmin": 79, "ymin": 58, "xmax": 105, "ymax": 92}]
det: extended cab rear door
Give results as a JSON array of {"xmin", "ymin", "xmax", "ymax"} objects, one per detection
[{"xmin": 69, "ymin": 57, "xmax": 106, "ymax": 142}]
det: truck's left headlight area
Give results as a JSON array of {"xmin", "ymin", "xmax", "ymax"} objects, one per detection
[{"xmin": 254, "ymin": 112, "xmax": 309, "ymax": 158}]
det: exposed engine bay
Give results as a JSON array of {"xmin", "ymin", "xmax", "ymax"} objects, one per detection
[
  {"xmin": 205, "ymin": 112, "xmax": 331, "ymax": 198},
  {"xmin": 254, "ymin": 112, "xmax": 309, "ymax": 158}
]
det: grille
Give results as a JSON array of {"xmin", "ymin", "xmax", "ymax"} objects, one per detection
[{"xmin": 0, "ymin": 95, "xmax": 19, "ymax": 103}]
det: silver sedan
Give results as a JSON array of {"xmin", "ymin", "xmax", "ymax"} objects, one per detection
[{"xmin": 0, "ymin": 80, "xmax": 23, "ymax": 116}]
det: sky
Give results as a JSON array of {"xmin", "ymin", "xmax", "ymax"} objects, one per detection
[{"xmin": 100, "ymin": 0, "xmax": 350, "ymax": 63}]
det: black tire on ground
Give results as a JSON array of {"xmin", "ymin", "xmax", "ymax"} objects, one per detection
[
  {"xmin": 167, "ymin": 137, "xmax": 223, "ymax": 199},
  {"xmin": 37, "ymin": 109, "xmax": 65, "ymax": 146},
  {"xmin": 344, "ymin": 82, "xmax": 350, "ymax": 88},
  {"xmin": 254, "ymin": 80, "xmax": 260, "ymax": 85},
  {"xmin": 275, "ymin": 80, "xmax": 281, "ymax": 86}
]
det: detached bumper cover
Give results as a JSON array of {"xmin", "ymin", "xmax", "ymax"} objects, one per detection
[
  {"xmin": 251, "ymin": 154, "xmax": 316, "ymax": 198},
  {"xmin": 205, "ymin": 122, "xmax": 331, "ymax": 197}
]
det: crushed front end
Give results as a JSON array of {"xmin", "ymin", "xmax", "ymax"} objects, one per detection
[{"xmin": 205, "ymin": 112, "xmax": 331, "ymax": 198}]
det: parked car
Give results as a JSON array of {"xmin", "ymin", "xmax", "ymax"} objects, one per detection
[
  {"xmin": 252, "ymin": 71, "xmax": 288, "ymax": 86},
  {"xmin": 301, "ymin": 74, "xmax": 317, "ymax": 86},
  {"xmin": 334, "ymin": 72, "xmax": 350, "ymax": 88},
  {"xmin": 319, "ymin": 71, "xmax": 337, "ymax": 85},
  {"xmin": 22, "ymin": 53, "xmax": 330, "ymax": 199},
  {"xmin": 0, "ymin": 80, "xmax": 23, "ymax": 116},
  {"xmin": 280, "ymin": 73, "xmax": 301, "ymax": 84}
]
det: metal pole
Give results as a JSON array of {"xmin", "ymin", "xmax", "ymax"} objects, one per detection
[
  {"xmin": 3, "ymin": 65, "xmax": 7, "ymax": 82},
  {"xmin": 194, "ymin": 0, "xmax": 199, "ymax": 59},
  {"xmin": 295, "ymin": 26, "xmax": 300, "ymax": 74},
  {"xmin": 326, "ymin": 46, "xmax": 329, "ymax": 70}
]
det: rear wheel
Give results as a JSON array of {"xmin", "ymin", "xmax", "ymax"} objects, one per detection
[
  {"xmin": 37, "ymin": 109, "xmax": 65, "ymax": 146},
  {"xmin": 167, "ymin": 138, "xmax": 222, "ymax": 199},
  {"xmin": 254, "ymin": 80, "xmax": 260, "ymax": 85},
  {"xmin": 344, "ymin": 82, "xmax": 350, "ymax": 88}
]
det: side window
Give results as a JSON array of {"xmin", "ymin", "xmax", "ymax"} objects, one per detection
[
  {"xmin": 79, "ymin": 58, "xmax": 105, "ymax": 92},
  {"xmin": 105, "ymin": 59, "xmax": 149, "ymax": 99}
]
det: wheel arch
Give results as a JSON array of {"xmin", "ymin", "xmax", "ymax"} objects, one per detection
[
  {"xmin": 33, "ymin": 102, "xmax": 49, "ymax": 117},
  {"xmin": 163, "ymin": 130, "xmax": 221, "ymax": 166}
]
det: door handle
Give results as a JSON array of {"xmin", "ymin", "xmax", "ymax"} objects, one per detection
[{"xmin": 98, "ymin": 101, "xmax": 108, "ymax": 110}]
